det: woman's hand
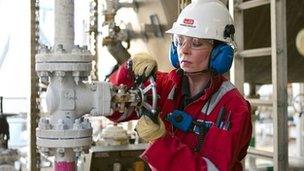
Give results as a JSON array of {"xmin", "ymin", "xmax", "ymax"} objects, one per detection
[
  {"xmin": 131, "ymin": 52, "xmax": 157, "ymax": 77},
  {"xmin": 135, "ymin": 115, "xmax": 166, "ymax": 142}
]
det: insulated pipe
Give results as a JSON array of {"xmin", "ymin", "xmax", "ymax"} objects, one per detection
[
  {"xmin": 54, "ymin": 149, "xmax": 76, "ymax": 171},
  {"xmin": 55, "ymin": 0, "xmax": 74, "ymax": 52},
  {"xmin": 55, "ymin": 162, "xmax": 75, "ymax": 171}
]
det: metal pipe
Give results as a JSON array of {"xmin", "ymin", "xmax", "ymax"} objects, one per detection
[
  {"xmin": 55, "ymin": 0, "xmax": 74, "ymax": 51},
  {"xmin": 54, "ymin": 149, "xmax": 76, "ymax": 171}
]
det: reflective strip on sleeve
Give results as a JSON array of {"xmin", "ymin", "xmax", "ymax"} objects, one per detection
[{"xmin": 203, "ymin": 157, "xmax": 219, "ymax": 171}]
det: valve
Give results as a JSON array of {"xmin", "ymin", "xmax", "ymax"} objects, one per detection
[{"xmin": 111, "ymin": 76, "xmax": 158, "ymax": 123}]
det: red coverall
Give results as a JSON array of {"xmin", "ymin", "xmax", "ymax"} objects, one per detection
[{"xmin": 109, "ymin": 63, "xmax": 252, "ymax": 171}]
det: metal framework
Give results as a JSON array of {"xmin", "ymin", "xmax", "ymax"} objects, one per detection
[
  {"xmin": 178, "ymin": 0, "xmax": 191, "ymax": 13},
  {"xmin": 30, "ymin": 0, "xmax": 40, "ymax": 170},
  {"xmin": 229, "ymin": 0, "xmax": 288, "ymax": 170},
  {"xmin": 89, "ymin": 0, "xmax": 99, "ymax": 81}
]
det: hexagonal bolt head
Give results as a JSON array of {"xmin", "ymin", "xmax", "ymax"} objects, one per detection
[
  {"xmin": 72, "ymin": 45, "xmax": 82, "ymax": 54},
  {"xmin": 55, "ymin": 44, "xmax": 66, "ymax": 53},
  {"xmin": 38, "ymin": 118, "xmax": 50, "ymax": 130},
  {"xmin": 38, "ymin": 71, "xmax": 49, "ymax": 77},
  {"xmin": 39, "ymin": 147, "xmax": 50, "ymax": 155},
  {"xmin": 73, "ymin": 119, "xmax": 82, "ymax": 130},
  {"xmin": 83, "ymin": 118, "xmax": 92, "ymax": 129},
  {"xmin": 81, "ymin": 45, "xmax": 91, "ymax": 54},
  {"xmin": 56, "ymin": 148, "xmax": 65, "ymax": 157},
  {"xmin": 83, "ymin": 147, "xmax": 90, "ymax": 154},
  {"xmin": 39, "ymin": 45, "xmax": 50, "ymax": 54},
  {"xmin": 73, "ymin": 147, "xmax": 83, "ymax": 157},
  {"xmin": 38, "ymin": 72, "xmax": 49, "ymax": 83},
  {"xmin": 55, "ymin": 119, "xmax": 66, "ymax": 130},
  {"xmin": 90, "ymin": 109, "xmax": 98, "ymax": 116},
  {"xmin": 55, "ymin": 71, "xmax": 65, "ymax": 77},
  {"xmin": 40, "ymin": 76, "xmax": 49, "ymax": 83},
  {"xmin": 90, "ymin": 83, "xmax": 97, "ymax": 92},
  {"xmin": 74, "ymin": 76, "xmax": 80, "ymax": 85},
  {"xmin": 82, "ymin": 45, "xmax": 88, "ymax": 51}
]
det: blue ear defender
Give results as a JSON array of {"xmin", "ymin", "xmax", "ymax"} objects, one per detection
[
  {"xmin": 168, "ymin": 41, "xmax": 234, "ymax": 74},
  {"xmin": 169, "ymin": 42, "xmax": 180, "ymax": 68},
  {"xmin": 209, "ymin": 43, "xmax": 234, "ymax": 74}
]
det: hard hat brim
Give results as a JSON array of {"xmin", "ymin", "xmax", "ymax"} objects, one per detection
[{"xmin": 166, "ymin": 26, "xmax": 201, "ymax": 38}]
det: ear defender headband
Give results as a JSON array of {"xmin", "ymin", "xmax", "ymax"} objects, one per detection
[{"xmin": 168, "ymin": 25, "xmax": 235, "ymax": 74}]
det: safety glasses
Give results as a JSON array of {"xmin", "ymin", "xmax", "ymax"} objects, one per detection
[{"xmin": 173, "ymin": 34, "xmax": 213, "ymax": 50}]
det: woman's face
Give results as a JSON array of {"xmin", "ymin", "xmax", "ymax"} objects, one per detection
[{"xmin": 175, "ymin": 35, "xmax": 213, "ymax": 73}]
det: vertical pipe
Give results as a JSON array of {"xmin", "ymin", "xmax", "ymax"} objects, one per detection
[
  {"xmin": 55, "ymin": 162, "xmax": 76, "ymax": 171},
  {"xmin": 55, "ymin": 0, "xmax": 75, "ymax": 51},
  {"xmin": 53, "ymin": 1, "xmax": 77, "ymax": 170},
  {"xmin": 54, "ymin": 149, "xmax": 76, "ymax": 171}
]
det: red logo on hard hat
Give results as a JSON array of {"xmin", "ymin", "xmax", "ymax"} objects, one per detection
[{"xmin": 183, "ymin": 18, "xmax": 194, "ymax": 25}]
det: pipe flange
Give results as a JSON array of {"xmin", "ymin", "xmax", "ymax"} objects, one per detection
[
  {"xmin": 36, "ymin": 63, "xmax": 92, "ymax": 73},
  {"xmin": 36, "ymin": 53, "xmax": 93, "ymax": 63},
  {"xmin": 36, "ymin": 136, "xmax": 92, "ymax": 148},
  {"xmin": 36, "ymin": 128, "xmax": 93, "ymax": 139}
]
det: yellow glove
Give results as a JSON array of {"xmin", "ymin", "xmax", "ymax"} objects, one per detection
[
  {"xmin": 131, "ymin": 52, "xmax": 157, "ymax": 77},
  {"xmin": 135, "ymin": 115, "xmax": 166, "ymax": 142}
]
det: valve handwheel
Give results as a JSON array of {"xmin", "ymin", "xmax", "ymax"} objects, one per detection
[{"xmin": 134, "ymin": 76, "xmax": 158, "ymax": 124}]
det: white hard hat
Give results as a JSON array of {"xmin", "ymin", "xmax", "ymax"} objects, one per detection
[{"xmin": 166, "ymin": 0, "xmax": 234, "ymax": 43}]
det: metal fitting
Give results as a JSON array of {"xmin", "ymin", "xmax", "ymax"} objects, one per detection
[
  {"xmin": 82, "ymin": 45, "xmax": 88, "ymax": 51},
  {"xmin": 38, "ymin": 71, "xmax": 50, "ymax": 83},
  {"xmin": 73, "ymin": 147, "xmax": 82, "ymax": 157},
  {"xmin": 72, "ymin": 71, "xmax": 81, "ymax": 85},
  {"xmin": 73, "ymin": 119, "xmax": 82, "ymax": 130},
  {"xmin": 39, "ymin": 45, "xmax": 50, "ymax": 54},
  {"xmin": 83, "ymin": 118, "xmax": 92, "ymax": 129},
  {"xmin": 40, "ymin": 147, "xmax": 49, "ymax": 155},
  {"xmin": 90, "ymin": 108, "xmax": 98, "ymax": 116},
  {"xmin": 90, "ymin": 83, "xmax": 97, "ymax": 92},
  {"xmin": 55, "ymin": 71, "xmax": 65, "ymax": 77},
  {"xmin": 56, "ymin": 148, "xmax": 65, "ymax": 157},
  {"xmin": 40, "ymin": 76, "xmax": 49, "ymax": 83},
  {"xmin": 38, "ymin": 118, "xmax": 50, "ymax": 130},
  {"xmin": 72, "ymin": 45, "xmax": 82, "ymax": 54},
  {"xmin": 74, "ymin": 76, "xmax": 80, "ymax": 85},
  {"xmin": 55, "ymin": 119, "xmax": 66, "ymax": 130},
  {"xmin": 83, "ymin": 147, "xmax": 89, "ymax": 154},
  {"xmin": 81, "ymin": 45, "xmax": 91, "ymax": 54},
  {"xmin": 38, "ymin": 71, "xmax": 49, "ymax": 77},
  {"xmin": 55, "ymin": 44, "xmax": 66, "ymax": 53}
]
